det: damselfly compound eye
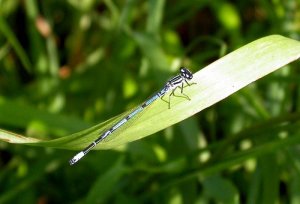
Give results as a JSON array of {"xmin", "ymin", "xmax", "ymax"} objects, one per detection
[{"xmin": 180, "ymin": 67, "xmax": 193, "ymax": 80}]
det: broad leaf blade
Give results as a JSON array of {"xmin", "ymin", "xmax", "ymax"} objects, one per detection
[{"xmin": 0, "ymin": 35, "xmax": 300, "ymax": 150}]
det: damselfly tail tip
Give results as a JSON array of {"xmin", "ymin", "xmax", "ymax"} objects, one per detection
[{"xmin": 69, "ymin": 151, "xmax": 85, "ymax": 165}]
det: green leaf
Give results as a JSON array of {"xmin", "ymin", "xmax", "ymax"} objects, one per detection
[
  {"xmin": 0, "ymin": 97, "xmax": 91, "ymax": 134},
  {"xmin": 85, "ymin": 157, "xmax": 127, "ymax": 203},
  {"xmin": 0, "ymin": 35, "xmax": 300, "ymax": 151},
  {"xmin": 203, "ymin": 175, "xmax": 239, "ymax": 203},
  {"xmin": 0, "ymin": 16, "xmax": 32, "ymax": 73}
]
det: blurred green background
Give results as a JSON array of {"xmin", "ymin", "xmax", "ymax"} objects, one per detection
[{"xmin": 0, "ymin": 0, "xmax": 300, "ymax": 203}]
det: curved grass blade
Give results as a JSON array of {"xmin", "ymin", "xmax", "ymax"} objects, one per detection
[{"xmin": 0, "ymin": 35, "xmax": 300, "ymax": 150}]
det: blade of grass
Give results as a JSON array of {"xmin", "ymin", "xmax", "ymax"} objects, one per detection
[
  {"xmin": 146, "ymin": 0, "xmax": 165, "ymax": 35},
  {"xmin": 85, "ymin": 157, "xmax": 127, "ymax": 203},
  {"xmin": 0, "ymin": 16, "xmax": 32, "ymax": 73},
  {"xmin": 0, "ymin": 35, "xmax": 300, "ymax": 150},
  {"xmin": 151, "ymin": 128, "xmax": 300, "ymax": 197},
  {"xmin": 0, "ymin": 97, "xmax": 91, "ymax": 135}
]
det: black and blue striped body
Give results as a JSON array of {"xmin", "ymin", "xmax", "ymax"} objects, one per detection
[{"xmin": 69, "ymin": 67, "xmax": 194, "ymax": 165}]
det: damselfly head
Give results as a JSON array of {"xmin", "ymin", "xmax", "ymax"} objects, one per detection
[{"xmin": 180, "ymin": 67, "xmax": 193, "ymax": 80}]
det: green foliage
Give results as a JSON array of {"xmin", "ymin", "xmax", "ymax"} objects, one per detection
[{"xmin": 0, "ymin": 0, "xmax": 300, "ymax": 203}]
